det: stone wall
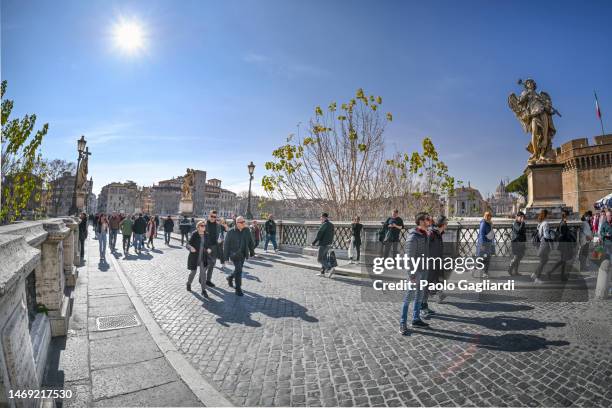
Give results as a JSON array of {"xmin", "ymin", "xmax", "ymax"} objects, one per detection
[{"xmin": 0, "ymin": 218, "xmax": 79, "ymax": 407}]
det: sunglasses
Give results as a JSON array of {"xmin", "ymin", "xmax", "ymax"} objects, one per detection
[
  {"xmin": 210, "ymin": 216, "xmax": 217, "ymax": 219},
  {"xmin": 237, "ymin": 221, "xmax": 245, "ymax": 224}
]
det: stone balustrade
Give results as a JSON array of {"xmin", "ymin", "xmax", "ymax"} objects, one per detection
[{"xmin": 0, "ymin": 217, "xmax": 80, "ymax": 407}]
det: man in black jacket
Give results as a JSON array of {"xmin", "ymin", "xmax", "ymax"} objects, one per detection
[
  {"xmin": 163, "ymin": 216, "xmax": 174, "ymax": 245},
  {"xmin": 508, "ymin": 211, "xmax": 526, "ymax": 276},
  {"xmin": 204, "ymin": 211, "xmax": 221, "ymax": 287},
  {"xmin": 224, "ymin": 216, "xmax": 255, "ymax": 296},
  {"xmin": 179, "ymin": 216, "xmax": 191, "ymax": 245},
  {"xmin": 313, "ymin": 212, "xmax": 335, "ymax": 277},
  {"xmin": 133, "ymin": 213, "xmax": 147, "ymax": 254},
  {"xmin": 264, "ymin": 214, "xmax": 278, "ymax": 252},
  {"xmin": 78, "ymin": 212, "xmax": 88, "ymax": 262}
]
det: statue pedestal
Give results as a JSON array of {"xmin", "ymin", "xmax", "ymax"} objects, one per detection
[
  {"xmin": 525, "ymin": 163, "xmax": 569, "ymax": 218},
  {"xmin": 179, "ymin": 200, "xmax": 193, "ymax": 216}
]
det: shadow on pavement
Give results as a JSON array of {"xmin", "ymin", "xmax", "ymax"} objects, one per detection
[
  {"xmin": 445, "ymin": 301, "xmax": 534, "ymax": 312},
  {"xmin": 411, "ymin": 327, "xmax": 570, "ymax": 352},
  {"xmin": 429, "ymin": 313, "xmax": 566, "ymax": 331},
  {"xmin": 195, "ymin": 286, "xmax": 319, "ymax": 328},
  {"xmin": 247, "ymin": 259, "xmax": 274, "ymax": 268}
]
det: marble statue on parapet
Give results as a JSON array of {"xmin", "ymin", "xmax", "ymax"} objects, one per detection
[
  {"xmin": 181, "ymin": 168, "xmax": 195, "ymax": 201},
  {"xmin": 508, "ymin": 78, "xmax": 561, "ymax": 165},
  {"xmin": 75, "ymin": 151, "xmax": 89, "ymax": 192}
]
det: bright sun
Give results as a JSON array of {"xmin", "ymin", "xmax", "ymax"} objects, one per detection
[{"xmin": 112, "ymin": 19, "xmax": 145, "ymax": 54}]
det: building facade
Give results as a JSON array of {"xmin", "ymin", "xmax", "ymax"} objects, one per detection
[
  {"xmin": 152, "ymin": 177, "xmax": 182, "ymax": 215},
  {"xmin": 557, "ymin": 134, "xmax": 612, "ymax": 214},
  {"xmin": 97, "ymin": 181, "xmax": 138, "ymax": 214},
  {"xmin": 192, "ymin": 170, "xmax": 208, "ymax": 216},
  {"xmin": 446, "ymin": 184, "xmax": 487, "ymax": 218},
  {"xmin": 47, "ymin": 172, "xmax": 93, "ymax": 216},
  {"xmin": 135, "ymin": 186, "xmax": 154, "ymax": 214}
]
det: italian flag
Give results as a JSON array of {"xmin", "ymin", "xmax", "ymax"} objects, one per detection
[{"xmin": 595, "ymin": 91, "xmax": 602, "ymax": 119}]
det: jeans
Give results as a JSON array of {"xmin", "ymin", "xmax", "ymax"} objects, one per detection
[
  {"xmin": 205, "ymin": 249, "xmax": 218, "ymax": 282},
  {"xmin": 164, "ymin": 231, "xmax": 171, "ymax": 244},
  {"xmin": 229, "ymin": 257, "xmax": 245, "ymax": 290},
  {"xmin": 122, "ymin": 234, "xmax": 131, "ymax": 253},
  {"xmin": 187, "ymin": 260, "xmax": 206, "ymax": 287},
  {"xmin": 264, "ymin": 233, "xmax": 278, "ymax": 250},
  {"xmin": 133, "ymin": 233, "xmax": 145, "ymax": 251},
  {"xmin": 383, "ymin": 241, "xmax": 399, "ymax": 259},
  {"xmin": 400, "ymin": 270, "xmax": 426, "ymax": 324},
  {"xmin": 109, "ymin": 229, "xmax": 118, "ymax": 249},
  {"xmin": 181, "ymin": 231, "xmax": 189, "ymax": 246},
  {"xmin": 98, "ymin": 233, "xmax": 107, "ymax": 258}
]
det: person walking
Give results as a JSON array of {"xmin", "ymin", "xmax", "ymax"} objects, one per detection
[
  {"xmin": 382, "ymin": 209, "xmax": 404, "ymax": 259},
  {"xmin": 163, "ymin": 216, "xmax": 174, "ymax": 245},
  {"xmin": 264, "ymin": 214, "xmax": 278, "ymax": 252},
  {"xmin": 78, "ymin": 212, "xmax": 88, "ymax": 262},
  {"xmin": 108, "ymin": 212, "xmax": 121, "ymax": 251},
  {"xmin": 93, "ymin": 213, "xmax": 100, "ymax": 240},
  {"xmin": 224, "ymin": 216, "xmax": 255, "ymax": 296},
  {"xmin": 179, "ymin": 216, "xmax": 191, "ymax": 246},
  {"xmin": 146, "ymin": 217, "xmax": 157, "ymax": 250},
  {"xmin": 422, "ymin": 215, "xmax": 447, "ymax": 314},
  {"xmin": 476, "ymin": 211, "xmax": 494, "ymax": 279},
  {"xmin": 186, "ymin": 221, "xmax": 212, "ymax": 298},
  {"xmin": 578, "ymin": 211, "xmax": 593, "ymax": 271},
  {"xmin": 218, "ymin": 218, "xmax": 229, "ymax": 268},
  {"xmin": 250, "ymin": 220, "xmax": 261, "ymax": 257},
  {"xmin": 547, "ymin": 210, "xmax": 575, "ymax": 281},
  {"xmin": 204, "ymin": 211, "xmax": 221, "ymax": 287},
  {"xmin": 132, "ymin": 213, "xmax": 147, "ymax": 255},
  {"xmin": 399, "ymin": 211, "xmax": 431, "ymax": 335},
  {"xmin": 154, "ymin": 214, "xmax": 160, "ymax": 231},
  {"xmin": 508, "ymin": 211, "xmax": 527, "ymax": 276},
  {"xmin": 598, "ymin": 209, "xmax": 612, "ymax": 260},
  {"xmin": 349, "ymin": 216, "xmax": 363, "ymax": 264},
  {"xmin": 97, "ymin": 214, "xmax": 109, "ymax": 261},
  {"xmin": 119, "ymin": 214, "xmax": 134, "ymax": 256},
  {"xmin": 532, "ymin": 209, "xmax": 553, "ymax": 284},
  {"xmin": 312, "ymin": 212, "xmax": 335, "ymax": 277}
]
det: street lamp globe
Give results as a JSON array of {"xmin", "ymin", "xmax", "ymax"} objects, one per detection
[
  {"xmin": 248, "ymin": 161, "xmax": 255, "ymax": 176},
  {"xmin": 77, "ymin": 135, "xmax": 86, "ymax": 153}
]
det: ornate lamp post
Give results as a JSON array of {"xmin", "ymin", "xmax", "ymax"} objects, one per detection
[
  {"xmin": 246, "ymin": 161, "xmax": 255, "ymax": 220},
  {"xmin": 69, "ymin": 136, "xmax": 87, "ymax": 216}
]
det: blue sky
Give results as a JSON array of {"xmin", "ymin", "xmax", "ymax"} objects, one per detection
[{"xmin": 2, "ymin": 0, "xmax": 611, "ymax": 196}]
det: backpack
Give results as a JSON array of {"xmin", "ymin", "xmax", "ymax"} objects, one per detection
[
  {"xmin": 531, "ymin": 229, "xmax": 541, "ymax": 246},
  {"xmin": 327, "ymin": 250, "xmax": 338, "ymax": 268}
]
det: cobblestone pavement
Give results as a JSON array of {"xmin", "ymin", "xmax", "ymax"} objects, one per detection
[{"xmin": 112, "ymin": 239, "xmax": 612, "ymax": 407}]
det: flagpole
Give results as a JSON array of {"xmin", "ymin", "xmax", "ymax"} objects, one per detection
[{"xmin": 595, "ymin": 90, "xmax": 605, "ymax": 136}]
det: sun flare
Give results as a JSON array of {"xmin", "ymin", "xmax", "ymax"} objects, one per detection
[{"xmin": 112, "ymin": 18, "xmax": 146, "ymax": 54}]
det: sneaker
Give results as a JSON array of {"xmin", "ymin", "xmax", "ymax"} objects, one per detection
[
  {"xmin": 226, "ymin": 277, "xmax": 234, "ymax": 288},
  {"xmin": 399, "ymin": 323, "xmax": 409, "ymax": 335},
  {"xmin": 412, "ymin": 319, "xmax": 430, "ymax": 327},
  {"xmin": 202, "ymin": 289, "xmax": 209, "ymax": 298},
  {"xmin": 235, "ymin": 289, "xmax": 244, "ymax": 296},
  {"xmin": 205, "ymin": 281, "xmax": 216, "ymax": 288},
  {"xmin": 316, "ymin": 271, "xmax": 326, "ymax": 276},
  {"xmin": 187, "ymin": 283, "xmax": 191, "ymax": 292},
  {"xmin": 328, "ymin": 268, "xmax": 335, "ymax": 278},
  {"xmin": 423, "ymin": 307, "xmax": 436, "ymax": 316}
]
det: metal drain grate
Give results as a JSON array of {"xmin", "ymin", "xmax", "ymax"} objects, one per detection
[{"xmin": 95, "ymin": 314, "xmax": 140, "ymax": 331}]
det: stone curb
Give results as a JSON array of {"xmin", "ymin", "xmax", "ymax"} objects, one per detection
[{"xmin": 108, "ymin": 254, "xmax": 234, "ymax": 407}]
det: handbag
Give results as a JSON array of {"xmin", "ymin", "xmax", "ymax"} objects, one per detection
[{"xmin": 485, "ymin": 230, "xmax": 495, "ymax": 241}]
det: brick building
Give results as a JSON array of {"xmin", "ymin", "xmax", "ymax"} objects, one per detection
[{"xmin": 557, "ymin": 134, "xmax": 612, "ymax": 214}]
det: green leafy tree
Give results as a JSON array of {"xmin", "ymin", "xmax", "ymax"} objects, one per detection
[
  {"xmin": 506, "ymin": 173, "xmax": 528, "ymax": 202},
  {"xmin": 1, "ymin": 80, "xmax": 48, "ymax": 223},
  {"xmin": 263, "ymin": 88, "xmax": 458, "ymax": 220}
]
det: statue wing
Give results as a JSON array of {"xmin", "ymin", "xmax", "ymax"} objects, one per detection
[{"xmin": 508, "ymin": 93, "xmax": 529, "ymax": 133}]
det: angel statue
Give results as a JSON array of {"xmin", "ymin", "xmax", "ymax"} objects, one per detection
[
  {"xmin": 181, "ymin": 168, "xmax": 195, "ymax": 201},
  {"xmin": 508, "ymin": 78, "xmax": 561, "ymax": 165},
  {"xmin": 75, "ymin": 150, "xmax": 89, "ymax": 192}
]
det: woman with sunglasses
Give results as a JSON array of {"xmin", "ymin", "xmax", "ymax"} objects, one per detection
[{"xmin": 186, "ymin": 221, "xmax": 213, "ymax": 298}]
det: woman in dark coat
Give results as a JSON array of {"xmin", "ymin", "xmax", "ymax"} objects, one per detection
[
  {"xmin": 547, "ymin": 210, "xmax": 575, "ymax": 281},
  {"xmin": 186, "ymin": 221, "xmax": 212, "ymax": 297},
  {"xmin": 350, "ymin": 216, "xmax": 363, "ymax": 263}
]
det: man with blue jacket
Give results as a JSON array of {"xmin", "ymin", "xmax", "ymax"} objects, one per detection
[{"xmin": 400, "ymin": 211, "xmax": 431, "ymax": 335}]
